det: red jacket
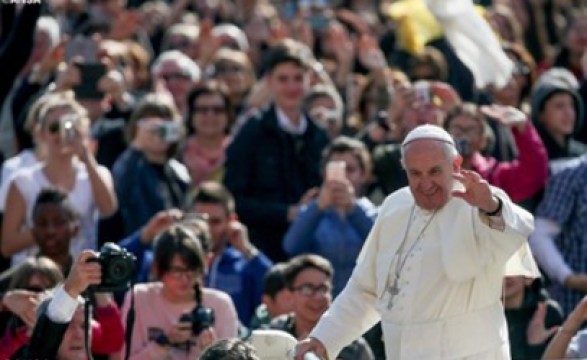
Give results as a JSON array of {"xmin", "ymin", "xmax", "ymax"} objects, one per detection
[{"xmin": 471, "ymin": 122, "xmax": 549, "ymax": 202}]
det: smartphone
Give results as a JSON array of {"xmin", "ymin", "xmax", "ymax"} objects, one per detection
[
  {"xmin": 59, "ymin": 113, "xmax": 79, "ymax": 142},
  {"xmin": 413, "ymin": 81, "xmax": 431, "ymax": 106},
  {"xmin": 325, "ymin": 161, "xmax": 346, "ymax": 181},
  {"xmin": 65, "ymin": 36, "xmax": 99, "ymax": 62},
  {"xmin": 73, "ymin": 63, "xmax": 107, "ymax": 100},
  {"xmin": 455, "ymin": 138, "xmax": 472, "ymax": 157}
]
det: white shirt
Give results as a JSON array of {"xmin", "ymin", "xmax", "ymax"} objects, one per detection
[
  {"xmin": 275, "ymin": 106, "xmax": 308, "ymax": 135},
  {"xmin": 7, "ymin": 162, "xmax": 104, "ymax": 265},
  {"xmin": 0, "ymin": 149, "xmax": 39, "ymax": 211}
]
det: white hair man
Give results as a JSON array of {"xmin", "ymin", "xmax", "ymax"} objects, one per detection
[
  {"xmin": 151, "ymin": 50, "xmax": 201, "ymax": 115},
  {"xmin": 295, "ymin": 124, "xmax": 539, "ymax": 359}
]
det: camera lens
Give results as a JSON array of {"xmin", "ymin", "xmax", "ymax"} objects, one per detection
[{"xmin": 108, "ymin": 257, "xmax": 133, "ymax": 281}]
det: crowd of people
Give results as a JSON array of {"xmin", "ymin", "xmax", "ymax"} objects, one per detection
[{"xmin": 0, "ymin": 0, "xmax": 586, "ymax": 358}]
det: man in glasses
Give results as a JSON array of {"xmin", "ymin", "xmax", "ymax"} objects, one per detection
[{"xmin": 268, "ymin": 254, "xmax": 373, "ymax": 360}]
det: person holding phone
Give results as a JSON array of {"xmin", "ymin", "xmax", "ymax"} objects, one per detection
[
  {"xmin": 1, "ymin": 95, "xmax": 118, "ymax": 265},
  {"xmin": 283, "ymin": 136, "xmax": 376, "ymax": 297}
]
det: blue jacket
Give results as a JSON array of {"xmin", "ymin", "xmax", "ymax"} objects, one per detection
[
  {"xmin": 283, "ymin": 198, "xmax": 377, "ymax": 296},
  {"xmin": 112, "ymin": 147, "xmax": 191, "ymax": 236},
  {"xmin": 119, "ymin": 233, "xmax": 272, "ymax": 326}
]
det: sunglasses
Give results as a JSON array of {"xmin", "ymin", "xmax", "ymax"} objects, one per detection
[
  {"xmin": 46, "ymin": 121, "xmax": 61, "ymax": 134},
  {"xmin": 160, "ymin": 73, "xmax": 192, "ymax": 82},
  {"xmin": 193, "ymin": 105, "xmax": 226, "ymax": 115}
]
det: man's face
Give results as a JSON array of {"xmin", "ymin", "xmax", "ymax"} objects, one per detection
[
  {"xmin": 57, "ymin": 307, "xmax": 86, "ymax": 360},
  {"xmin": 403, "ymin": 139, "xmax": 461, "ymax": 211},
  {"xmin": 446, "ymin": 115, "xmax": 484, "ymax": 158},
  {"xmin": 32, "ymin": 203, "xmax": 77, "ymax": 258},
  {"xmin": 192, "ymin": 202, "xmax": 230, "ymax": 250},
  {"xmin": 267, "ymin": 62, "xmax": 309, "ymax": 111},
  {"xmin": 155, "ymin": 60, "xmax": 196, "ymax": 109},
  {"xmin": 290, "ymin": 268, "xmax": 332, "ymax": 326}
]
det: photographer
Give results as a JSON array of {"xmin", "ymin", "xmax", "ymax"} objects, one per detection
[
  {"xmin": 12, "ymin": 250, "xmax": 108, "ymax": 359},
  {"xmin": 120, "ymin": 225, "xmax": 238, "ymax": 359}
]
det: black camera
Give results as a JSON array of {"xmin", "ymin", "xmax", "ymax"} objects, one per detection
[
  {"xmin": 87, "ymin": 242, "xmax": 136, "ymax": 292},
  {"xmin": 179, "ymin": 305, "xmax": 215, "ymax": 336}
]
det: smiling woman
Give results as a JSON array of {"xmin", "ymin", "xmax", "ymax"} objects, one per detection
[{"xmin": 181, "ymin": 81, "xmax": 234, "ymax": 188}]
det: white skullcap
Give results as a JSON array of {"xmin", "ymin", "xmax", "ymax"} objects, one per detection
[
  {"xmin": 402, "ymin": 124, "xmax": 455, "ymax": 148},
  {"xmin": 248, "ymin": 329, "xmax": 297, "ymax": 359}
]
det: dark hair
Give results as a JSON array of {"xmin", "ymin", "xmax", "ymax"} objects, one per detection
[
  {"xmin": 188, "ymin": 181, "xmax": 235, "ymax": 215},
  {"xmin": 263, "ymin": 262, "xmax": 289, "ymax": 298},
  {"xmin": 321, "ymin": 136, "xmax": 372, "ymax": 176},
  {"xmin": 126, "ymin": 93, "xmax": 182, "ymax": 157},
  {"xmin": 32, "ymin": 188, "xmax": 79, "ymax": 222},
  {"xmin": 444, "ymin": 103, "xmax": 486, "ymax": 133},
  {"xmin": 185, "ymin": 80, "xmax": 235, "ymax": 135},
  {"xmin": 264, "ymin": 39, "xmax": 310, "ymax": 73},
  {"xmin": 153, "ymin": 225, "xmax": 207, "ymax": 278},
  {"xmin": 200, "ymin": 338, "xmax": 260, "ymax": 360},
  {"xmin": 408, "ymin": 46, "xmax": 449, "ymax": 82},
  {"xmin": 283, "ymin": 254, "xmax": 333, "ymax": 289}
]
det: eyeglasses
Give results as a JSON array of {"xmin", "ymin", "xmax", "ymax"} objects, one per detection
[
  {"xmin": 291, "ymin": 283, "xmax": 331, "ymax": 297},
  {"xmin": 167, "ymin": 267, "xmax": 200, "ymax": 280},
  {"xmin": 160, "ymin": 73, "xmax": 192, "ymax": 82},
  {"xmin": 193, "ymin": 105, "xmax": 226, "ymax": 115},
  {"xmin": 215, "ymin": 64, "xmax": 245, "ymax": 75}
]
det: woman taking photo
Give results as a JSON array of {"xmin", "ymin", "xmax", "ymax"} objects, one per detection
[
  {"xmin": 1, "ymin": 95, "xmax": 117, "ymax": 265},
  {"xmin": 120, "ymin": 224, "xmax": 238, "ymax": 359},
  {"xmin": 113, "ymin": 93, "xmax": 190, "ymax": 235}
]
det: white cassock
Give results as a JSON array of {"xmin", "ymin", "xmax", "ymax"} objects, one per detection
[{"xmin": 310, "ymin": 187, "xmax": 539, "ymax": 360}]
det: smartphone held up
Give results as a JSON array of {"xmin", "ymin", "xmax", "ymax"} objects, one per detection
[{"xmin": 325, "ymin": 161, "xmax": 346, "ymax": 182}]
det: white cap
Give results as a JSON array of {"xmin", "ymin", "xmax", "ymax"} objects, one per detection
[
  {"xmin": 402, "ymin": 124, "xmax": 455, "ymax": 148},
  {"xmin": 249, "ymin": 329, "xmax": 298, "ymax": 359}
]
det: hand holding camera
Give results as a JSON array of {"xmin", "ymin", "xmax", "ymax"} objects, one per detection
[{"xmin": 64, "ymin": 250, "xmax": 102, "ymax": 298}]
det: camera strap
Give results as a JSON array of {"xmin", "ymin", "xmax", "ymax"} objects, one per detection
[
  {"xmin": 83, "ymin": 293, "xmax": 93, "ymax": 360},
  {"xmin": 124, "ymin": 278, "xmax": 136, "ymax": 360}
]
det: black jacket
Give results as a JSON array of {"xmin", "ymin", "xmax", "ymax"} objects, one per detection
[
  {"xmin": 224, "ymin": 105, "xmax": 329, "ymax": 261},
  {"xmin": 505, "ymin": 287, "xmax": 564, "ymax": 360}
]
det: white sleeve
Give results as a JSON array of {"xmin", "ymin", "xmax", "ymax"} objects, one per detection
[
  {"xmin": 529, "ymin": 217, "xmax": 572, "ymax": 284},
  {"xmin": 46, "ymin": 286, "xmax": 80, "ymax": 323}
]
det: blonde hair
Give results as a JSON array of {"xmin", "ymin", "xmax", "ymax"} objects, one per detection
[{"xmin": 38, "ymin": 94, "xmax": 90, "ymax": 129}]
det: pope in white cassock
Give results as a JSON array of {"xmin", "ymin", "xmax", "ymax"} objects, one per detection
[{"xmin": 294, "ymin": 124, "xmax": 540, "ymax": 360}]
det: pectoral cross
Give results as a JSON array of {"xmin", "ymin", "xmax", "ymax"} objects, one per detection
[{"xmin": 386, "ymin": 283, "xmax": 400, "ymax": 310}]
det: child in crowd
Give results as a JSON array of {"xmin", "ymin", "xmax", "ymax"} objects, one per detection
[
  {"xmin": 120, "ymin": 225, "xmax": 239, "ymax": 359},
  {"xmin": 268, "ymin": 254, "xmax": 373, "ymax": 360},
  {"xmin": 283, "ymin": 136, "xmax": 376, "ymax": 296},
  {"xmin": 250, "ymin": 262, "xmax": 293, "ymax": 330}
]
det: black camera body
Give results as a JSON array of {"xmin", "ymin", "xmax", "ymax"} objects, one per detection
[
  {"xmin": 179, "ymin": 305, "xmax": 215, "ymax": 336},
  {"xmin": 87, "ymin": 242, "xmax": 136, "ymax": 292}
]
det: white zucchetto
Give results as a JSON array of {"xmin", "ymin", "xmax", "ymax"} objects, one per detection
[{"xmin": 402, "ymin": 124, "xmax": 455, "ymax": 148}]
